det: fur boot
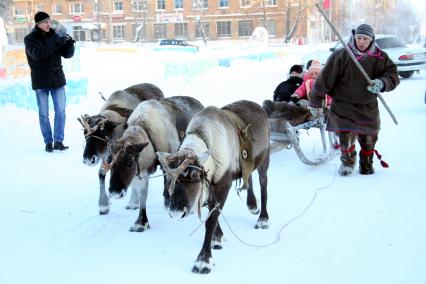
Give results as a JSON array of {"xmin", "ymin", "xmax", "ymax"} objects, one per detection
[
  {"xmin": 358, "ymin": 134, "xmax": 378, "ymax": 175},
  {"xmin": 359, "ymin": 151, "xmax": 374, "ymax": 175},
  {"xmin": 337, "ymin": 132, "xmax": 357, "ymax": 176}
]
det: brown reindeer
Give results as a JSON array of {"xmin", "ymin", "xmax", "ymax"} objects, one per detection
[
  {"xmin": 262, "ymin": 99, "xmax": 313, "ymax": 131},
  {"xmin": 78, "ymin": 83, "xmax": 164, "ymax": 215},
  {"xmin": 157, "ymin": 100, "xmax": 270, "ymax": 274},
  {"xmin": 107, "ymin": 96, "xmax": 204, "ymax": 232}
]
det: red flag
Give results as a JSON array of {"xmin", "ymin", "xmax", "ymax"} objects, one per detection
[{"xmin": 323, "ymin": 0, "xmax": 330, "ymax": 10}]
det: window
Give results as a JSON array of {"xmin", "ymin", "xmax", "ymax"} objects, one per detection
[
  {"xmin": 35, "ymin": 4, "xmax": 44, "ymax": 12},
  {"xmin": 157, "ymin": 0, "xmax": 165, "ymax": 10},
  {"xmin": 241, "ymin": 0, "xmax": 251, "ymax": 7},
  {"xmin": 192, "ymin": 0, "xmax": 208, "ymax": 9},
  {"xmin": 217, "ymin": 21, "xmax": 231, "ymax": 37},
  {"xmin": 14, "ymin": 6, "xmax": 25, "ymax": 16},
  {"xmin": 113, "ymin": 1, "xmax": 123, "ymax": 12},
  {"xmin": 238, "ymin": 20, "xmax": 253, "ymax": 37},
  {"xmin": 70, "ymin": 3, "xmax": 84, "ymax": 14},
  {"xmin": 73, "ymin": 26, "xmax": 86, "ymax": 41},
  {"xmin": 219, "ymin": 0, "xmax": 228, "ymax": 8},
  {"xmin": 260, "ymin": 19, "xmax": 276, "ymax": 36},
  {"xmin": 266, "ymin": 0, "xmax": 277, "ymax": 6},
  {"xmin": 154, "ymin": 24, "xmax": 167, "ymax": 39},
  {"xmin": 53, "ymin": 4, "xmax": 62, "ymax": 15},
  {"xmin": 132, "ymin": 1, "xmax": 146, "ymax": 12},
  {"xmin": 175, "ymin": 0, "xmax": 183, "ymax": 9},
  {"xmin": 14, "ymin": 27, "xmax": 28, "ymax": 43},
  {"xmin": 195, "ymin": 22, "xmax": 209, "ymax": 38},
  {"xmin": 174, "ymin": 23, "xmax": 188, "ymax": 38},
  {"xmin": 113, "ymin": 25, "xmax": 125, "ymax": 40}
]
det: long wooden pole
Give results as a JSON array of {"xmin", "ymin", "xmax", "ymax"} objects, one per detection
[{"xmin": 315, "ymin": 3, "xmax": 398, "ymax": 125}]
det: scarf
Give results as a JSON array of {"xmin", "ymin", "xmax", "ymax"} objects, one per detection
[{"xmin": 347, "ymin": 35, "xmax": 384, "ymax": 62}]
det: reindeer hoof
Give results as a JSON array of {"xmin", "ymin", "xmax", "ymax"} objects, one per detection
[
  {"xmin": 192, "ymin": 260, "xmax": 212, "ymax": 274},
  {"xmin": 129, "ymin": 223, "xmax": 150, "ymax": 232},
  {"xmin": 255, "ymin": 218, "xmax": 269, "ymax": 229},
  {"xmin": 192, "ymin": 266, "xmax": 211, "ymax": 274},
  {"xmin": 99, "ymin": 205, "xmax": 110, "ymax": 215},
  {"xmin": 248, "ymin": 206, "xmax": 260, "ymax": 215},
  {"xmin": 125, "ymin": 204, "xmax": 139, "ymax": 210}
]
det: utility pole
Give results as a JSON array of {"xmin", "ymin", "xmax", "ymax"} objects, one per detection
[{"xmin": 109, "ymin": 0, "xmax": 113, "ymax": 43}]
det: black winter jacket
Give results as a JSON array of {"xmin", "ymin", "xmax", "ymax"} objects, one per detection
[
  {"xmin": 24, "ymin": 27, "xmax": 75, "ymax": 90},
  {"xmin": 273, "ymin": 76, "xmax": 304, "ymax": 102}
]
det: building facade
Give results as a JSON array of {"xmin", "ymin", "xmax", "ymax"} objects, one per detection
[{"xmin": 6, "ymin": 0, "xmax": 317, "ymax": 44}]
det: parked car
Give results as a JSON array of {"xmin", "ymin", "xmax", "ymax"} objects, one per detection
[
  {"xmin": 155, "ymin": 39, "xmax": 199, "ymax": 53},
  {"xmin": 302, "ymin": 35, "xmax": 426, "ymax": 78}
]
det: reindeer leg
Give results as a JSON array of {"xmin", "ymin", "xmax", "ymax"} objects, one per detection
[
  {"xmin": 212, "ymin": 223, "xmax": 224, "ymax": 250},
  {"xmin": 246, "ymin": 175, "xmax": 260, "ymax": 215},
  {"xmin": 126, "ymin": 187, "xmax": 140, "ymax": 210},
  {"xmin": 255, "ymin": 150, "xmax": 270, "ymax": 229},
  {"xmin": 192, "ymin": 184, "xmax": 230, "ymax": 274},
  {"xmin": 162, "ymin": 172, "xmax": 170, "ymax": 209},
  {"xmin": 129, "ymin": 176, "xmax": 150, "ymax": 232},
  {"xmin": 98, "ymin": 164, "xmax": 110, "ymax": 215}
]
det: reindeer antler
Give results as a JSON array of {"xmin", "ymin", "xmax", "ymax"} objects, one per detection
[
  {"xmin": 158, "ymin": 152, "xmax": 197, "ymax": 196},
  {"xmin": 77, "ymin": 114, "xmax": 106, "ymax": 136}
]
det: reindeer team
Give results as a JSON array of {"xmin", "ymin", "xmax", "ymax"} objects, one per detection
[{"xmin": 80, "ymin": 83, "xmax": 274, "ymax": 274}]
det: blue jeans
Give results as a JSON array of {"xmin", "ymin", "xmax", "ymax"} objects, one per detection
[{"xmin": 35, "ymin": 87, "xmax": 66, "ymax": 144}]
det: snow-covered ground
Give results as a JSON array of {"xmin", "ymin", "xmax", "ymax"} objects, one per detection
[{"xmin": 0, "ymin": 41, "xmax": 425, "ymax": 284}]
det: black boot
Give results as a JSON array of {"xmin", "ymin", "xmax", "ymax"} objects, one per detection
[
  {"xmin": 45, "ymin": 143, "xmax": 53, "ymax": 152},
  {"xmin": 359, "ymin": 152, "xmax": 375, "ymax": 175},
  {"xmin": 54, "ymin": 141, "xmax": 69, "ymax": 151}
]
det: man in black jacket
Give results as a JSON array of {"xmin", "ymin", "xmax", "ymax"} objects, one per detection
[
  {"xmin": 273, "ymin": 64, "xmax": 303, "ymax": 103},
  {"xmin": 24, "ymin": 11, "xmax": 75, "ymax": 152}
]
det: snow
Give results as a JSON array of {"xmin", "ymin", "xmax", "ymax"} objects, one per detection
[{"xmin": 0, "ymin": 41, "xmax": 425, "ymax": 284}]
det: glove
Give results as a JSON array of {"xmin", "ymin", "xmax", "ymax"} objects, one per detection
[
  {"xmin": 308, "ymin": 107, "xmax": 323, "ymax": 119},
  {"xmin": 367, "ymin": 79, "xmax": 384, "ymax": 94},
  {"xmin": 51, "ymin": 20, "xmax": 67, "ymax": 37},
  {"xmin": 56, "ymin": 34, "xmax": 73, "ymax": 47}
]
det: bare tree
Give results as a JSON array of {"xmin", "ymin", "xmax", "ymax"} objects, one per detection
[{"xmin": 284, "ymin": 0, "xmax": 307, "ymax": 43}]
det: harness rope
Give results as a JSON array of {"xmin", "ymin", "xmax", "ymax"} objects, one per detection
[{"xmin": 188, "ymin": 165, "xmax": 338, "ymax": 248}]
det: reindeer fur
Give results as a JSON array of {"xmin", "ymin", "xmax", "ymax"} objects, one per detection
[
  {"xmin": 158, "ymin": 100, "xmax": 270, "ymax": 274},
  {"xmin": 80, "ymin": 83, "xmax": 164, "ymax": 215},
  {"xmin": 108, "ymin": 96, "xmax": 204, "ymax": 232}
]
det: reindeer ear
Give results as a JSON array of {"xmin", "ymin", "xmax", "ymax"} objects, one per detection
[
  {"xmin": 128, "ymin": 142, "xmax": 149, "ymax": 156},
  {"xmin": 196, "ymin": 151, "xmax": 210, "ymax": 166}
]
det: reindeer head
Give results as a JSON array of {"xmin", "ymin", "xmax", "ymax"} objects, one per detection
[
  {"xmin": 78, "ymin": 114, "xmax": 121, "ymax": 166},
  {"xmin": 107, "ymin": 140, "xmax": 149, "ymax": 199},
  {"xmin": 157, "ymin": 150, "xmax": 210, "ymax": 219}
]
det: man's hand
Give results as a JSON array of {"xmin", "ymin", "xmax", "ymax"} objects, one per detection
[
  {"xmin": 367, "ymin": 79, "xmax": 384, "ymax": 94},
  {"xmin": 56, "ymin": 35, "xmax": 68, "ymax": 47}
]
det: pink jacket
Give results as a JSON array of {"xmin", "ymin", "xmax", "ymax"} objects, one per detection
[{"xmin": 294, "ymin": 79, "xmax": 332, "ymax": 107}]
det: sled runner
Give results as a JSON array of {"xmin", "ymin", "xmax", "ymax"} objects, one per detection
[{"xmin": 263, "ymin": 100, "xmax": 339, "ymax": 165}]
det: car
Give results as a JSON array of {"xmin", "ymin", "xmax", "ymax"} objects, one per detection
[
  {"xmin": 155, "ymin": 39, "xmax": 199, "ymax": 53},
  {"xmin": 302, "ymin": 35, "xmax": 426, "ymax": 78}
]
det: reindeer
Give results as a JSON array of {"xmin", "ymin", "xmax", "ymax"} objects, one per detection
[
  {"xmin": 157, "ymin": 100, "xmax": 270, "ymax": 274},
  {"xmin": 107, "ymin": 96, "xmax": 204, "ymax": 232},
  {"xmin": 78, "ymin": 83, "xmax": 164, "ymax": 215}
]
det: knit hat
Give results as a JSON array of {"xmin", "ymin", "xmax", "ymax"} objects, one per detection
[
  {"xmin": 308, "ymin": 60, "xmax": 321, "ymax": 73},
  {"xmin": 289, "ymin": 64, "xmax": 303, "ymax": 75},
  {"xmin": 34, "ymin": 11, "xmax": 50, "ymax": 25},
  {"xmin": 354, "ymin": 24, "xmax": 374, "ymax": 41}
]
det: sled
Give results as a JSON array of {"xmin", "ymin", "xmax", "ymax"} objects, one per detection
[{"xmin": 264, "ymin": 100, "xmax": 339, "ymax": 166}]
